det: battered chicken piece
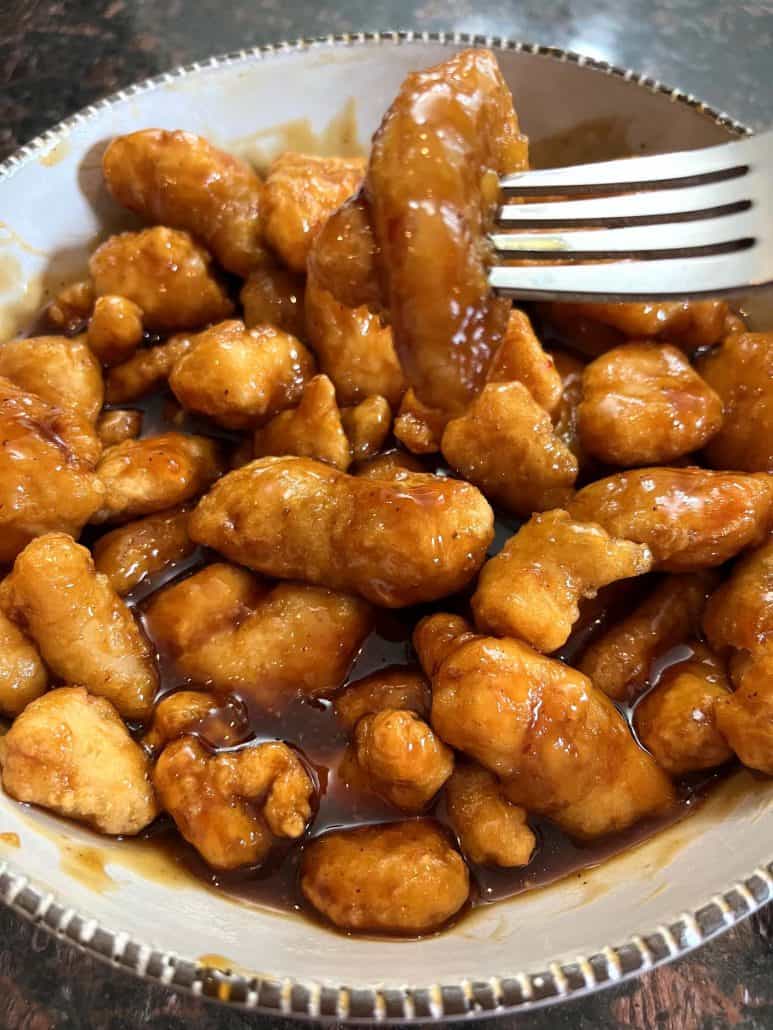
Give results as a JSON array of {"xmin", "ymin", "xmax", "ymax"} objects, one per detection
[
  {"xmin": 0, "ymin": 335, "xmax": 104, "ymax": 422},
  {"xmin": 341, "ymin": 395, "xmax": 391, "ymax": 462},
  {"xmin": 87, "ymin": 295, "xmax": 144, "ymax": 366},
  {"xmin": 105, "ymin": 334, "xmax": 194, "ymax": 404},
  {"xmin": 714, "ymin": 649, "xmax": 773, "ymax": 774},
  {"xmin": 367, "ymin": 48, "xmax": 528, "ymax": 412},
  {"xmin": 0, "ymin": 608, "xmax": 48, "ymax": 718},
  {"xmin": 441, "ymin": 381, "xmax": 578, "ymax": 516},
  {"xmin": 93, "ymin": 433, "xmax": 221, "ymax": 524},
  {"xmin": 169, "ymin": 320, "xmax": 315, "ymax": 430},
  {"xmin": 569, "ymin": 468, "xmax": 773, "ymax": 571},
  {"xmin": 154, "ymin": 736, "xmax": 314, "ymax": 869},
  {"xmin": 47, "ymin": 280, "xmax": 94, "ymax": 333},
  {"xmin": 634, "ymin": 644, "xmax": 733, "ymax": 775},
  {"xmin": 305, "ymin": 265, "xmax": 404, "ymax": 407},
  {"xmin": 0, "ymin": 687, "xmax": 158, "ymax": 835},
  {"xmin": 698, "ymin": 332, "xmax": 773, "ymax": 472},
  {"xmin": 143, "ymin": 563, "xmax": 372, "ymax": 705},
  {"xmin": 253, "ymin": 375, "xmax": 351, "ymax": 470},
  {"xmin": 0, "ymin": 377, "xmax": 104, "ymax": 561},
  {"xmin": 578, "ymin": 343, "xmax": 723, "ymax": 466},
  {"xmin": 95, "ymin": 408, "xmax": 142, "ymax": 447},
  {"xmin": 189, "ymin": 456, "xmax": 494, "ymax": 607},
  {"xmin": 307, "ymin": 193, "xmax": 383, "ymax": 312},
  {"xmin": 417, "ymin": 619, "xmax": 675, "ymax": 838},
  {"xmin": 471, "ymin": 510, "xmax": 653, "ymax": 652},
  {"xmin": 300, "ymin": 821, "xmax": 469, "ymax": 934},
  {"xmin": 445, "ymin": 762, "xmax": 535, "ymax": 867},
  {"xmin": 334, "ymin": 666, "xmax": 430, "ymax": 731},
  {"xmin": 352, "ymin": 709, "xmax": 453, "ymax": 812},
  {"xmin": 486, "ymin": 309, "xmax": 562, "ymax": 415},
  {"xmin": 354, "ymin": 449, "xmax": 425, "ymax": 479},
  {"xmin": 579, "ymin": 572, "xmax": 718, "ymax": 701},
  {"xmin": 93, "ymin": 506, "xmax": 195, "ymax": 595},
  {"xmin": 413, "ymin": 613, "xmax": 476, "ymax": 679},
  {"xmin": 393, "ymin": 388, "xmax": 448, "ymax": 455},
  {"xmin": 240, "ymin": 258, "xmax": 306, "ymax": 339},
  {"xmin": 1, "ymin": 534, "xmax": 157, "ymax": 719},
  {"xmin": 90, "ymin": 227, "xmax": 233, "ymax": 331},
  {"xmin": 142, "ymin": 689, "xmax": 250, "ymax": 754},
  {"xmin": 550, "ymin": 348, "xmax": 591, "ymax": 470},
  {"xmin": 103, "ymin": 129, "xmax": 264, "ymax": 276},
  {"xmin": 262, "ymin": 152, "xmax": 366, "ymax": 272},
  {"xmin": 702, "ymin": 537, "xmax": 773, "ymax": 657}
]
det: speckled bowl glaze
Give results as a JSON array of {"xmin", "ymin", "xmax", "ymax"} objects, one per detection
[{"xmin": 0, "ymin": 30, "xmax": 770, "ymax": 1023}]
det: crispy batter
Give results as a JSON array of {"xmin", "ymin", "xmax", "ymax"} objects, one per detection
[
  {"xmin": 240, "ymin": 258, "xmax": 306, "ymax": 339},
  {"xmin": 103, "ymin": 129, "xmax": 264, "ymax": 276},
  {"xmin": 142, "ymin": 690, "xmax": 250, "ymax": 754},
  {"xmin": 334, "ymin": 666, "xmax": 430, "ymax": 731},
  {"xmin": 90, "ymin": 227, "xmax": 233, "ymax": 331},
  {"xmin": 95, "ymin": 408, "xmax": 142, "ymax": 447},
  {"xmin": 472, "ymin": 510, "xmax": 652, "ymax": 652},
  {"xmin": 154, "ymin": 736, "xmax": 314, "ymax": 869},
  {"xmin": 569, "ymin": 468, "xmax": 773, "ymax": 571},
  {"xmin": 307, "ymin": 193, "xmax": 383, "ymax": 310},
  {"xmin": 413, "ymin": 613, "xmax": 476, "ymax": 680},
  {"xmin": 393, "ymin": 388, "xmax": 447, "ymax": 455},
  {"xmin": 367, "ymin": 49, "xmax": 528, "ymax": 412},
  {"xmin": 446, "ymin": 762, "xmax": 535, "ymax": 867},
  {"xmin": 580, "ymin": 572, "xmax": 718, "ymax": 701},
  {"xmin": 262, "ymin": 152, "xmax": 366, "ymax": 272},
  {"xmin": 578, "ymin": 342, "xmax": 723, "ymax": 466},
  {"xmin": 698, "ymin": 332, "xmax": 773, "ymax": 472},
  {"xmin": 169, "ymin": 319, "xmax": 315, "ymax": 430},
  {"xmin": 93, "ymin": 506, "xmax": 195, "ymax": 595},
  {"xmin": 354, "ymin": 449, "xmax": 425, "ymax": 479},
  {"xmin": 341, "ymin": 395, "xmax": 391, "ymax": 462},
  {"xmin": 189, "ymin": 456, "xmax": 494, "ymax": 607},
  {"xmin": 634, "ymin": 644, "xmax": 733, "ymax": 775},
  {"xmin": 0, "ymin": 377, "xmax": 104, "ymax": 561},
  {"xmin": 300, "ymin": 821, "xmax": 469, "ymax": 933},
  {"xmin": 486, "ymin": 309, "xmax": 562, "ymax": 415},
  {"xmin": 0, "ymin": 334, "xmax": 104, "ymax": 422},
  {"xmin": 1, "ymin": 534, "xmax": 157, "ymax": 719},
  {"xmin": 550, "ymin": 348, "xmax": 592, "ymax": 469},
  {"xmin": 715, "ymin": 649, "xmax": 773, "ymax": 774},
  {"xmin": 46, "ymin": 280, "xmax": 94, "ymax": 333},
  {"xmin": 441, "ymin": 381, "xmax": 577, "ymax": 516},
  {"xmin": 702, "ymin": 537, "xmax": 773, "ymax": 657},
  {"xmin": 93, "ymin": 433, "xmax": 221, "ymax": 524},
  {"xmin": 0, "ymin": 607, "xmax": 48, "ymax": 718},
  {"xmin": 0, "ymin": 687, "xmax": 158, "ymax": 834},
  {"xmin": 253, "ymin": 375, "xmax": 351, "ymax": 470},
  {"xmin": 87, "ymin": 295, "xmax": 144, "ymax": 366},
  {"xmin": 105, "ymin": 334, "xmax": 194, "ymax": 404}
]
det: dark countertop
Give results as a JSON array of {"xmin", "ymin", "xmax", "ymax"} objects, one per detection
[{"xmin": 1, "ymin": 1, "xmax": 772, "ymax": 1027}]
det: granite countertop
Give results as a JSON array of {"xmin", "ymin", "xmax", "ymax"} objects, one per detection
[{"xmin": 1, "ymin": 1, "xmax": 772, "ymax": 1027}]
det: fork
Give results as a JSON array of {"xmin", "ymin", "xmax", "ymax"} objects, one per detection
[{"xmin": 489, "ymin": 129, "xmax": 773, "ymax": 301}]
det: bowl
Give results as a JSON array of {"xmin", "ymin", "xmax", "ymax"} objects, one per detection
[{"xmin": 0, "ymin": 30, "xmax": 770, "ymax": 1022}]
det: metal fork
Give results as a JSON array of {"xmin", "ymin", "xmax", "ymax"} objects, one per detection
[{"xmin": 489, "ymin": 129, "xmax": 773, "ymax": 301}]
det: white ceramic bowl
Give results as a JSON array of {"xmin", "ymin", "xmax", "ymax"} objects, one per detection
[{"xmin": 0, "ymin": 30, "xmax": 770, "ymax": 1022}]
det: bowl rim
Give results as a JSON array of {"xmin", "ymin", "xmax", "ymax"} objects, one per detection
[{"xmin": 0, "ymin": 27, "xmax": 767, "ymax": 1023}]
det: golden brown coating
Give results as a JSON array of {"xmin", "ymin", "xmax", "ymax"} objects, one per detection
[
  {"xmin": 367, "ymin": 48, "xmax": 528, "ymax": 413},
  {"xmin": 154, "ymin": 736, "xmax": 314, "ymax": 870},
  {"xmin": 471, "ymin": 510, "xmax": 653, "ymax": 652},
  {"xmin": 90, "ymin": 227, "xmax": 233, "ymax": 331},
  {"xmin": 0, "ymin": 377, "xmax": 104, "ymax": 562},
  {"xmin": 634, "ymin": 644, "xmax": 733, "ymax": 775},
  {"xmin": 103, "ymin": 129, "xmax": 264, "ymax": 276},
  {"xmin": 341, "ymin": 395, "xmax": 391, "ymax": 462},
  {"xmin": 445, "ymin": 762, "xmax": 535, "ymax": 867},
  {"xmin": 253, "ymin": 374, "xmax": 351, "ymax": 470},
  {"xmin": 486, "ymin": 309, "xmax": 562, "ymax": 415},
  {"xmin": 0, "ymin": 334, "xmax": 104, "ymax": 422},
  {"xmin": 413, "ymin": 613, "xmax": 476, "ymax": 680},
  {"xmin": 305, "ymin": 265, "xmax": 404, "ymax": 407},
  {"xmin": 169, "ymin": 320, "xmax": 315, "ymax": 430},
  {"xmin": 93, "ymin": 433, "xmax": 221, "ymax": 524},
  {"xmin": 579, "ymin": 572, "xmax": 718, "ymax": 701},
  {"xmin": 714, "ymin": 649, "xmax": 773, "ymax": 774},
  {"xmin": 698, "ymin": 332, "xmax": 773, "ymax": 472},
  {"xmin": 105, "ymin": 334, "xmax": 194, "ymax": 404},
  {"xmin": 550, "ymin": 348, "xmax": 592, "ymax": 470},
  {"xmin": 0, "ymin": 607, "xmax": 48, "ymax": 718},
  {"xmin": 393, "ymin": 388, "xmax": 447, "ymax": 455},
  {"xmin": 189, "ymin": 456, "xmax": 494, "ymax": 607},
  {"xmin": 354, "ymin": 449, "xmax": 426, "ymax": 479},
  {"xmin": 0, "ymin": 687, "xmax": 158, "ymax": 835},
  {"xmin": 306, "ymin": 193, "xmax": 383, "ymax": 311},
  {"xmin": 143, "ymin": 563, "xmax": 372, "ymax": 706},
  {"xmin": 46, "ymin": 280, "xmax": 94, "ymax": 333},
  {"xmin": 300, "ymin": 821, "xmax": 469, "ymax": 934},
  {"xmin": 262, "ymin": 152, "xmax": 366, "ymax": 272},
  {"xmin": 578, "ymin": 342, "xmax": 723, "ymax": 466},
  {"xmin": 1, "ymin": 534, "xmax": 157, "ymax": 719},
  {"xmin": 569, "ymin": 468, "xmax": 773, "ymax": 571},
  {"xmin": 334, "ymin": 666, "xmax": 430, "ymax": 731},
  {"xmin": 87, "ymin": 295, "xmax": 144, "ymax": 366},
  {"xmin": 95, "ymin": 408, "xmax": 142, "ymax": 447},
  {"xmin": 142, "ymin": 690, "xmax": 249, "ymax": 754},
  {"xmin": 441, "ymin": 381, "xmax": 578, "ymax": 516},
  {"xmin": 93, "ymin": 506, "xmax": 194, "ymax": 595},
  {"xmin": 240, "ymin": 258, "xmax": 306, "ymax": 339},
  {"xmin": 702, "ymin": 537, "xmax": 773, "ymax": 657},
  {"xmin": 427, "ymin": 625, "xmax": 675, "ymax": 838}
]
